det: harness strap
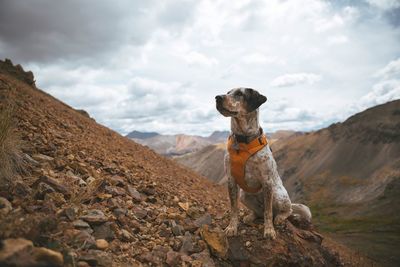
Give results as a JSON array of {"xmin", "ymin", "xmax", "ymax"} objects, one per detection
[{"xmin": 227, "ymin": 133, "xmax": 268, "ymax": 193}]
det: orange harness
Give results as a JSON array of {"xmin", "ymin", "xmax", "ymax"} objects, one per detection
[{"xmin": 227, "ymin": 133, "xmax": 268, "ymax": 193}]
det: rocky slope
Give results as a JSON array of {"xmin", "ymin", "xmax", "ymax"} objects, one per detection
[{"xmin": 0, "ymin": 59, "xmax": 364, "ymax": 266}]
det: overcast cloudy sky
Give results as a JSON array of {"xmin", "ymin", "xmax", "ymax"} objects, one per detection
[{"xmin": 1, "ymin": 0, "xmax": 399, "ymax": 136}]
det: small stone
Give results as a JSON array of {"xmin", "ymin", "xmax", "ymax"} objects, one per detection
[
  {"xmin": 80, "ymin": 209, "xmax": 108, "ymax": 224},
  {"xmin": 194, "ymin": 213, "xmax": 212, "ymax": 228},
  {"xmin": 171, "ymin": 221, "xmax": 184, "ymax": 236},
  {"xmin": 73, "ymin": 220, "xmax": 91, "ymax": 229},
  {"xmin": 32, "ymin": 153, "xmax": 54, "ymax": 162},
  {"xmin": 120, "ymin": 229, "xmax": 134, "ymax": 242},
  {"xmin": 93, "ymin": 222, "xmax": 116, "ymax": 241},
  {"xmin": 127, "ymin": 185, "xmax": 142, "ymax": 202},
  {"xmin": 35, "ymin": 182, "xmax": 55, "ymax": 200},
  {"xmin": 245, "ymin": 241, "xmax": 251, "ymax": 247},
  {"xmin": 166, "ymin": 250, "xmax": 181, "ymax": 266},
  {"xmin": 200, "ymin": 225, "xmax": 228, "ymax": 259},
  {"xmin": 0, "ymin": 197, "xmax": 12, "ymax": 216},
  {"xmin": 95, "ymin": 239, "xmax": 109, "ymax": 250},
  {"xmin": 133, "ymin": 207, "xmax": 147, "ymax": 219},
  {"xmin": 67, "ymin": 154, "xmax": 75, "ymax": 160},
  {"xmin": 60, "ymin": 207, "xmax": 75, "ymax": 221},
  {"xmin": 36, "ymin": 175, "xmax": 70, "ymax": 197},
  {"xmin": 79, "ymin": 250, "xmax": 112, "ymax": 267},
  {"xmin": 105, "ymin": 185, "xmax": 125, "ymax": 196},
  {"xmin": 178, "ymin": 202, "xmax": 189, "ymax": 211},
  {"xmin": 0, "ymin": 238, "xmax": 33, "ymax": 263},
  {"xmin": 31, "ymin": 247, "xmax": 64, "ymax": 266},
  {"xmin": 110, "ymin": 176, "xmax": 125, "ymax": 186},
  {"xmin": 146, "ymin": 196, "xmax": 157, "ymax": 203},
  {"xmin": 180, "ymin": 232, "xmax": 195, "ymax": 254},
  {"xmin": 142, "ymin": 185, "xmax": 156, "ymax": 195}
]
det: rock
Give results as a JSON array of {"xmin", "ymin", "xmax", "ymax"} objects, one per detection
[
  {"xmin": 110, "ymin": 176, "xmax": 125, "ymax": 186},
  {"xmin": 79, "ymin": 250, "xmax": 112, "ymax": 267},
  {"xmin": 35, "ymin": 182, "xmax": 55, "ymax": 199},
  {"xmin": 180, "ymin": 232, "xmax": 195, "ymax": 255},
  {"xmin": 23, "ymin": 153, "xmax": 40, "ymax": 166},
  {"xmin": 13, "ymin": 181, "xmax": 32, "ymax": 197},
  {"xmin": 0, "ymin": 238, "xmax": 33, "ymax": 264},
  {"xmin": 63, "ymin": 207, "xmax": 77, "ymax": 221},
  {"xmin": 141, "ymin": 185, "xmax": 156, "ymax": 195},
  {"xmin": 65, "ymin": 229, "xmax": 96, "ymax": 249},
  {"xmin": 80, "ymin": 209, "xmax": 108, "ymax": 224},
  {"xmin": 194, "ymin": 213, "xmax": 212, "ymax": 228},
  {"xmin": 113, "ymin": 208, "xmax": 127, "ymax": 217},
  {"xmin": 105, "ymin": 185, "xmax": 126, "ymax": 196},
  {"xmin": 93, "ymin": 222, "xmax": 116, "ymax": 241},
  {"xmin": 245, "ymin": 241, "xmax": 251, "ymax": 247},
  {"xmin": 166, "ymin": 250, "xmax": 182, "ymax": 266},
  {"xmin": 35, "ymin": 175, "xmax": 70, "ymax": 197},
  {"xmin": 191, "ymin": 250, "xmax": 215, "ymax": 267},
  {"xmin": 0, "ymin": 197, "xmax": 12, "ymax": 216},
  {"xmin": 178, "ymin": 202, "xmax": 189, "ymax": 211},
  {"xmin": 96, "ymin": 239, "xmax": 109, "ymax": 250},
  {"xmin": 31, "ymin": 247, "xmax": 64, "ymax": 266},
  {"xmin": 126, "ymin": 185, "xmax": 142, "ymax": 202},
  {"xmin": 120, "ymin": 229, "xmax": 134, "ymax": 242},
  {"xmin": 73, "ymin": 219, "xmax": 92, "ymax": 231},
  {"xmin": 146, "ymin": 196, "xmax": 157, "ymax": 203},
  {"xmin": 32, "ymin": 153, "xmax": 54, "ymax": 162},
  {"xmin": 200, "ymin": 225, "xmax": 228, "ymax": 259},
  {"xmin": 0, "ymin": 238, "xmax": 63, "ymax": 267},
  {"xmin": 171, "ymin": 220, "xmax": 184, "ymax": 236},
  {"xmin": 132, "ymin": 207, "xmax": 147, "ymax": 219}
]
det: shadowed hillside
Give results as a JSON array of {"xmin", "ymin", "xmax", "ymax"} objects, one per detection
[
  {"xmin": 0, "ymin": 59, "xmax": 370, "ymax": 266},
  {"xmin": 273, "ymin": 100, "xmax": 400, "ymax": 266}
]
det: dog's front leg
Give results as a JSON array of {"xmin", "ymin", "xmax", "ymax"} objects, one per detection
[
  {"xmin": 263, "ymin": 181, "xmax": 276, "ymax": 239},
  {"xmin": 225, "ymin": 175, "xmax": 239, "ymax": 236}
]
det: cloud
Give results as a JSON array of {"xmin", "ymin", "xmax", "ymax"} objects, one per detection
[
  {"xmin": 270, "ymin": 73, "xmax": 322, "ymax": 87},
  {"xmin": 184, "ymin": 51, "xmax": 218, "ymax": 67},
  {"xmin": 366, "ymin": 0, "xmax": 400, "ymax": 10},
  {"xmin": 374, "ymin": 57, "xmax": 400, "ymax": 78},
  {"xmin": 358, "ymin": 79, "xmax": 400, "ymax": 109},
  {"xmin": 1, "ymin": 0, "xmax": 399, "ymax": 135}
]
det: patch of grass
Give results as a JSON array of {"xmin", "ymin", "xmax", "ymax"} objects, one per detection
[{"xmin": 0, "ymin": 104, "xmax": 24, "ymax": 187}]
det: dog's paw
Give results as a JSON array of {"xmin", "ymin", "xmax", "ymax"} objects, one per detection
[
  {"xmin": 263, "ymin": 226, "xmax": 277, "ymax": 240},
  {"xmin": 224, "ymin": 224, "xmax": 238, "ymax": 236}
]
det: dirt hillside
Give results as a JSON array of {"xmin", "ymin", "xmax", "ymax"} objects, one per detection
[
  {"xmin": 273, "ymin": 100, "xmax": 400, "ymax": 266},
  {"xmin": 0, "ymin": 59, "xmax": 365, "ymax": 266}
]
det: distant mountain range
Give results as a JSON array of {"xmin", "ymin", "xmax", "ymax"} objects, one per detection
[{"xmin": 125, "ymin": 130, "xmax": 230, "ymax": 156}]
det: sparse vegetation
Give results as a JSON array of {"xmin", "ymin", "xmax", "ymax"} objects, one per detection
[{"xmin": 0, "ymin": 103, "xmax": 23, "ymax": 187}]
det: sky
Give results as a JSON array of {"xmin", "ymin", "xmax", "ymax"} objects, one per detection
[{"xmin": 0, "ymin": 0, "xmax": 400, "ymax": 136}]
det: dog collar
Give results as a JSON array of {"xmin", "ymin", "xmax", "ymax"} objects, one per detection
[
  {"xmin": 232, "ymin": 128, "xmax": 264, "ymax": 144},
  {"xmin": 227, "ymin": 132, "xmax": 268, "ymax": 193}
]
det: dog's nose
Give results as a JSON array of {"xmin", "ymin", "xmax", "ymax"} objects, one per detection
[{"xmin": 215, "ymin": 95, "xmax": 223, "ymax": 102}]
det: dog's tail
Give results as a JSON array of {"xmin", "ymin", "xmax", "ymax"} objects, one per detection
[{"xmin": 289, "ymin": 203, "xmax": 312, "ymax": 229}]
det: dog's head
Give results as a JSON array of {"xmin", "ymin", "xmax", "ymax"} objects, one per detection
[{"xmin": 215, "ymin": 88, "xmax": 267, "ymax": 117}]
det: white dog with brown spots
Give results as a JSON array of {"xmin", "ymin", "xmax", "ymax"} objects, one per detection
[{"xmin": 215, "ymin": 88, "xmax": 311, "ymax": 239}]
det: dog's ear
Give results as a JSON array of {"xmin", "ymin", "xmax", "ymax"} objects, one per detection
[{"xmin": 245, "ymin": 88, "xmax": 267, "ymax": 112}]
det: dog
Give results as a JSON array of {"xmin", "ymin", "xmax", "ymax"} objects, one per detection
[{"xmin": 215, "ymin": 88, "xmax": 311, "ymax": 239}]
